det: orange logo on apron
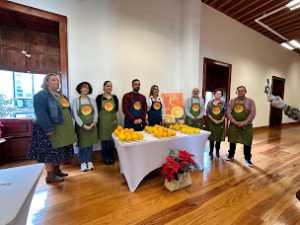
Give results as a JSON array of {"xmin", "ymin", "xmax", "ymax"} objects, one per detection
[
  {"xmin": 81, "ymin": 105, "xmax": 92, "ymax": 116},
  {"xmin": 191, "ymin": 103, "xmax": 200, "ymax": 112},
  {"xmin": 153, "ymin": 102, "xmax": 161, "ymax": 110},
  {"xmin": 133, "ymin": 101, "xmax": 142, "ymax": 110},
  {"xmin": 61, "ymin": 97, "xmax": 70, "ymax": 108},
  {"xmin": 234, "ymin": 104, "xmax": 244, "ymax": 113},
  {"xmin": 103, "ymin": 102, "xmax": 114, "ymax": 112},
  {"xmin": 212, "ymin": 106, "xmax": 221, "ymax": 115}
]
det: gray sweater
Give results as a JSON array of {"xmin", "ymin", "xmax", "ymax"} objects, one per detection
[{"xmin": 71, "ymin": 96, "xmax": 98, "ymax": 127}]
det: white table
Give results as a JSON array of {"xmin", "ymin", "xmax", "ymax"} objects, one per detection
[
  {"xmin": 113, "ymin": 131, "xmax": 210, "ymax": 192},
  {"xmin": 0, "ymin": 164, "xmax": 43, "ymax": 225}
]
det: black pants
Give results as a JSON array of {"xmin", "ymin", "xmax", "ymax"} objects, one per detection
[
  {"xmin": 101, "ymin": 140, "xmax": 115, "ymax": 162},
  {"xmin": 228, "ymin": 143, "xmax": 252, "ymax": 161},
  {"xmin": 209, "ymin": 141, "xmax": 220, "ymax": 155}
]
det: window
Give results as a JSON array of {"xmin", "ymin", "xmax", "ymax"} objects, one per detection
[{"xmin": 0, "ymin": 70, "xmax": 46, "ymax": 119}]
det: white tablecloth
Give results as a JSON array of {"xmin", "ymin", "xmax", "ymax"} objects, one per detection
[
  {"xmin": 0, "ymin": 164, "xmax": 43, "ymax": 225},
  {"xmin": 113, "ymin": 130, "xmax": 210, "ymax": 192}
]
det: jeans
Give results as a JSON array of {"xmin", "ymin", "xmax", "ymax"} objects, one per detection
[{"xmin": 78, "ymin": 146, "xmax": 93, "ymax": 163}]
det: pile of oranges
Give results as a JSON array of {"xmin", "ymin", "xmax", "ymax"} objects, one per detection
[
  {"xmin": 144, "ymin": 125, "xmax": 176, "ymax": 138},
  {"xmin": 114, "ymin": 126, "xmax": 144, "ymax": 142},
  {"xmin": 169, "ymin": 123, "xmax": 201, "ymax": 135}
]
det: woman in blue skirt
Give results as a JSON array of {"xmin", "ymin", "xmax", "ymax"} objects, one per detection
[{"xmin": 28, "ymin": 73, "xmax": 76, "ymax": 184}]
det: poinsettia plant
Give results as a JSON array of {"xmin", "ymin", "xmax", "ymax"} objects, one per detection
[{"xmin": 161, "ymin": 150, "xmax": 198, "ymax": 181}]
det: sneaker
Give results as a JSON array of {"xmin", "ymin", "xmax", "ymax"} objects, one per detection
[
  {"xmin": 80, "ymin": 163, "xmax": 88, "ymax": 172},
  {"xmin": 87, "ymin": 162, "xmax": 94, "ymax": 170},
  {"xmin": 225, "ymin": 155, "xmax": 234, "ymax": 161},
  {"xmin": 245, "ymin": 160, "xmax": 254, "ymax": 167}
]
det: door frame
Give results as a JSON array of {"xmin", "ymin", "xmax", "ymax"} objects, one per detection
[
  {"xmin": 202, "ymin": 57, "xmax": 232, "ymax": 102},
  {"xmin": 269, "ymin": 75, "xmax": 285, "ymax": 127},
  {"xmin": 0, "ymin": 0, "xmax": 69, "ymax": 96}
]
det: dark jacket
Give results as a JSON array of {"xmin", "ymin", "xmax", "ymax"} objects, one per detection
[
  {"xmin": 96, "ymin": 94, "xmax": 119, "ymax": 112},
  {"xmin": 33, "ymin": 89, "xmax": 64, "ymax": 134}
]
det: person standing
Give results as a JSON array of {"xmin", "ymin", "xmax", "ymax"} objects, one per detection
[
  {"xmin": 122, "ymin": 79, "xmax": 147, "ymax": 131},
  {"xmin": 96, "ymin": 81, "xmax": 119, "ymax": 165},
  {"xmin": 184, "ymin": 88, "xmax": 205, "ymax": 128},
  {"xmin": 226, "ymin": 86, "xmax": 256, "ymax": 167},
  {"xmin": 206, "ymin": 89, "xmax": 226, "ymax": 159},
  {"xmin": 147, "ymin": 85, "xmax": 164, "ymax": 126},
  {"xmin": 268, "ymin": 95, "xmax": 300, "ymax": 200},
  {"xmin": 28, "ymin": 73, "xmax": 76, "ymax": 183},
  {"xmin": 72, "ymin": 82, "xmax": 98, "ymax": 172}
]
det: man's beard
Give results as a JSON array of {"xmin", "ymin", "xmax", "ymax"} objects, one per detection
[{"xmin": 133, "ymin": 87, "xmax": 140, "ymax": 93}]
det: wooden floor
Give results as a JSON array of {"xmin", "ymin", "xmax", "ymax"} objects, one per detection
[{"xmin": 3, "ymin": 125, "xmax": 300, "ymax": 225}]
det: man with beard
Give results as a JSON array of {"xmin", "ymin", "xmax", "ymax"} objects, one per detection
[
  {"xmin": 225, "ymin": 85, "xmax": 256, "ymax": 167},
  {"xmin": 122, "ymin": 79, "xmax": 147, "ymax": 131}
]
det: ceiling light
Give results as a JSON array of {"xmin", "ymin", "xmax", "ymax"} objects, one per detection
[
  {"xmin": 290, "ymin": 4, "xmax": 300, "ymax": 10},
  {"xmin": 286, "ymin": 0, "xmax": 300, "ymax": 9},
  {"xmin": 289, "ymin": 40, "xmax": 300, "ymax": 48},
  {"xmin": 281, "ymin": 42, "xmax": 295, "ymax": 50},
  {"xmin": 286, "ymin": 0, "xmax": 300, "ymax": 8}
]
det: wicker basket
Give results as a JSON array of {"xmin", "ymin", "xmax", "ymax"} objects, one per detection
[{"xmin": 164, "ymin": 172, "xmax": 192, "ymax": 192}]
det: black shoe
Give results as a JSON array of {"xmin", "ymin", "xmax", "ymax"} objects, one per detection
[
  {"xmin": 56, "ymin": 170, "xmax": 68, "ymax": 177},
  {"xmin": 46, "ymin": 172, "xmax": 64, "ymax": 184},
  {"xmin": 225, "ymin": 155, "xmax": 234, "ymax": 161},
  {"xmin": 216, "ymin": 151, "xmax": 220, "ymax": 158},
  {"xmin": 104, "ymin": 160, "xmax": 110, "ymax": 165}
]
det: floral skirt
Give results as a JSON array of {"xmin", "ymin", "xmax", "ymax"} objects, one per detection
[{"xmin": 28, "ymin": 124, "xmax": 74, "ymax": 164}]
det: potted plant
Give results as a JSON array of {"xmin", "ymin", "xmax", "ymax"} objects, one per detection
[{"xmin": 161, "ymin": 150, "xmax": 198, "ymax": 191}]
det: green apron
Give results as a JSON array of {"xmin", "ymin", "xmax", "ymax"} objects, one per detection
[
  {"xmin": 76, "ymin": 97, "xmax": 98, "ymax": 148},
  {"xmin": 207, "ymin": 101, "xmax": 225, "ymax": 141},
  {"xmin": 49, "ymin": 95, "xmax": 77, "ymax": 149},
  {"xmin": 228, "ymin": 100, "xmax": 253, "ymax": 145},
  {"xmin": 98, "ymin": 96, "xmax": 118, "ymax": 141},
  {"xmin": 185, "ymin": 99, "xmax": 204, "ymax": 128}
]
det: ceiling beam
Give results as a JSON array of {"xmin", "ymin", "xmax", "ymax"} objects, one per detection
[
  {"xmin": 236, "ymin": 0, "xmax": 274, "ymax": 21},
  {"xmin": 241, "ymin": 0, "xmax": 290, "ymax": 24},
  {"xmin": 222, "ymin": 0, "xmax": 249, "ymax": 15},
  {"xmin": 229, "ymin": 0, "xmax": 262, "ymax": 18}
]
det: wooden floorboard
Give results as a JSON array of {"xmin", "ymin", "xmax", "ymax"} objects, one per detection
[{"xmin": 2, "ymin": 125, "xmax": 300, "ymax": 225}]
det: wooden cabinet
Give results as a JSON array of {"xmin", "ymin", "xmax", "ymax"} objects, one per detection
[{"xmin": 0, "ymin": 119, "xmax": 33, "ymax": 162}]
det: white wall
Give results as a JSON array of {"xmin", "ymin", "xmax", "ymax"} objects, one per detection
[
  {"xmin": 200, "ymin": 4, "xmax": 300, "ymax": 127},
  {"xmin": 180, "ymin": 0, "xmax": 202, "ymax": 96},
  {"xmin": 7, "ymin": 0, "xmax": 300, "ymax": 127},
  {"xmin": 9, "ymin": 0, "xmax": 201, "ymax": 99}
]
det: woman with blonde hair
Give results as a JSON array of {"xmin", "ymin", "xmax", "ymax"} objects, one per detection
[
  {"xmin": 147, "ymin": 85, "xmax": 164, "ymax": 126},
  {"xmin": 28, "ymin": 73, "xmax": 76, "ymax": 183}
]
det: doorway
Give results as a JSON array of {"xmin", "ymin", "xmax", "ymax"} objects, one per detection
[
  {"xmin": 269, "ymin": 76, "xmax": 285, "ymax": 127},
  {"xmin": 202, "ymin": 57, "xmax": 231, "ymax": 103}
]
